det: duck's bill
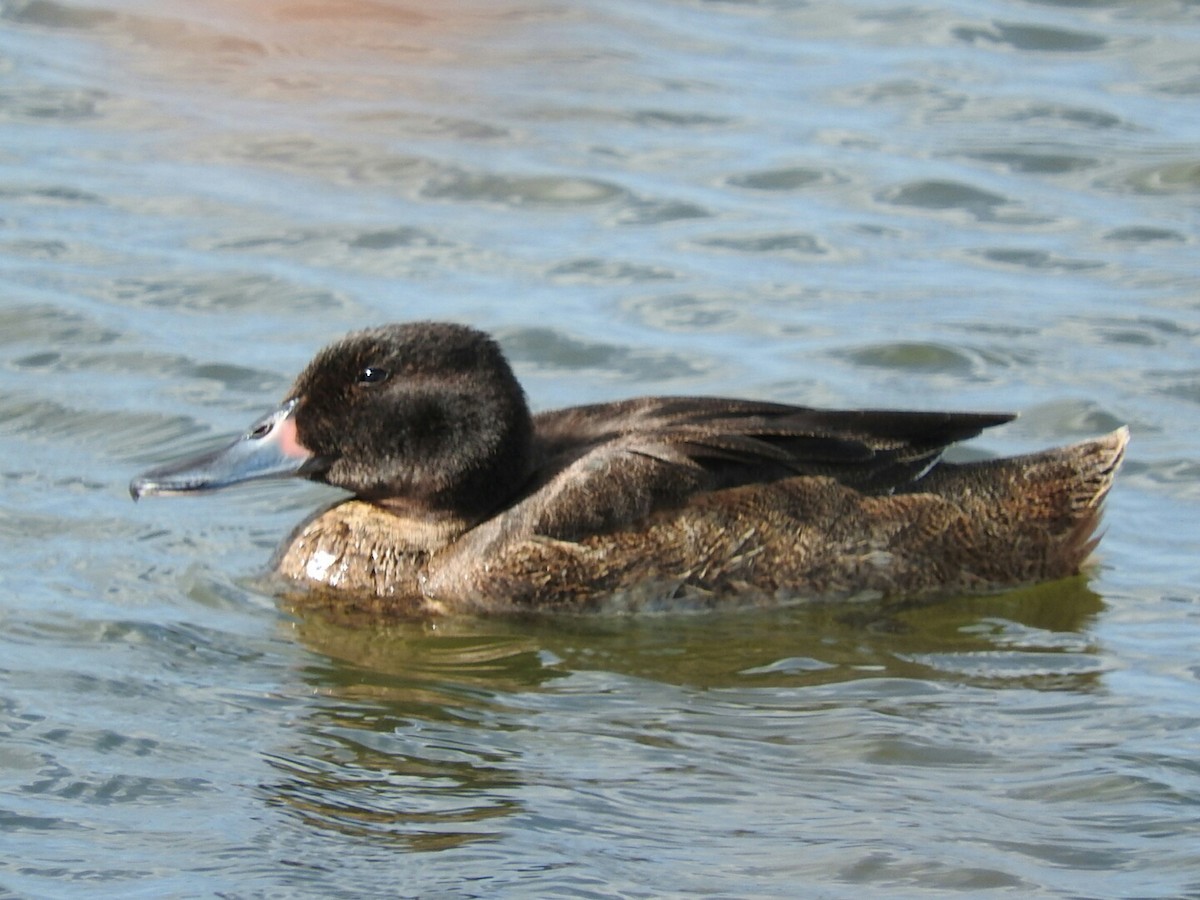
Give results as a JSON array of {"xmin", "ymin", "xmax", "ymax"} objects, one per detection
[{"xmin": 130, "ymin": 399, "xmax": 323, "ymax": 500}]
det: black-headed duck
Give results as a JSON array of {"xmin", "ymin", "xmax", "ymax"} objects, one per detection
[{"xmin": 131, "ymin": 322, "xmax": 1127, "ymax": 615}]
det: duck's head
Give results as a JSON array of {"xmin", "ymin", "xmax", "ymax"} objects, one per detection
[{"xmin": 131, "ymin": 322, "xmax": 534, "ymax": 522}]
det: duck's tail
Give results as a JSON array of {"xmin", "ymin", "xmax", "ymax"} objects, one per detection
[
  {"xmin": 1023, "ymin": 426, "xmax": 1128, "ymax": 574},
  {"xmin": 917, "ymin": 426, "xmax": 1128, "ymax": 586}
]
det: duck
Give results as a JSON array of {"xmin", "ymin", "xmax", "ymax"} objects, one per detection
[{"xmin": 131, "ymin": 321, "xmax": 1128, "ymax": 616}]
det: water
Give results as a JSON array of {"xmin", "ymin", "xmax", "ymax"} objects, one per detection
[{"xmin": 2, "ymin": 0, "xmax": 1199, "ymax": 895}]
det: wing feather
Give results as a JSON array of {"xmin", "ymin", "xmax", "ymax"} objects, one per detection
[{"xmin": 532, "ymin": 397, "xmax": 1013, "ymax": 491}]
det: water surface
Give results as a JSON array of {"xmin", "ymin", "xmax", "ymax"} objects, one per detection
[{"xmin": 2, "ymin": 0, "xmax": 1199, "ymax": 896}]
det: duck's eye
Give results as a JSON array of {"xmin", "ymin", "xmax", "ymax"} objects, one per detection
[{"xmin": 356, "ymin": 366, "xmax": 391, "ymax": 385}]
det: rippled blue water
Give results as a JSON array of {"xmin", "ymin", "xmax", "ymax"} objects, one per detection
[{"xmin": 2, "ymin": 0, "xmax": 1199, "ymax": 896}]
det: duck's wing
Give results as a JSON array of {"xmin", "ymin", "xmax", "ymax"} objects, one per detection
[
  {"xmin": 422, "ymin": 399, "xmax": 1013, "ymax": 601},
  {"xmin": 531, "ymin": 397, "xmax": 1014, "ymax": 494}
]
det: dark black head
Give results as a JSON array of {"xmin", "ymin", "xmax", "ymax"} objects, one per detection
[
  {"xmin": 289, "ymin": 322, "xmax": 533, "ymax": 518},
  {"xmin": 131, "ymin": 322, "xmax": 534, "ymax": 523}
]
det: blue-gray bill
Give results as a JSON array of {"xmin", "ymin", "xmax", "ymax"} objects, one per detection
[{"xmin": 130, "ymin": 399, "xmax": 319, "ymax": 500}]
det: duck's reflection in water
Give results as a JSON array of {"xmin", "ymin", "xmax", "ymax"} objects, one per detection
[{"xmin": 260, "ymin": 578, "xmax": 1105, "ymax": 847}]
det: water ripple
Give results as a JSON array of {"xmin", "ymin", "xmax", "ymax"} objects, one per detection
[{"xmin": 0, "ymin": 0, "xmax": 1197, "ymax": 895}]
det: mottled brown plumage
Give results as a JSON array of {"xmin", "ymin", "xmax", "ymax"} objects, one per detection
[{"xmin": 132, "ymin": 322, "xmax": 1128, "ymax": 616}]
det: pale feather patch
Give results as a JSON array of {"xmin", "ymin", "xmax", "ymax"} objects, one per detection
[{"xmin": 306, "ymin": 548, "xmax": 343, "ymax": 586}]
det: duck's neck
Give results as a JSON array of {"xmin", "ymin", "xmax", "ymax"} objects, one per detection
[{"xmin": 370, "ymin": 498, "xmax": 479, "ymax": 551}]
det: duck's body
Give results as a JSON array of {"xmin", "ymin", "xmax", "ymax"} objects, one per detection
[{"xmin": 132, "ymin": 323, "xmax": 1127, "ymax": 616}]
